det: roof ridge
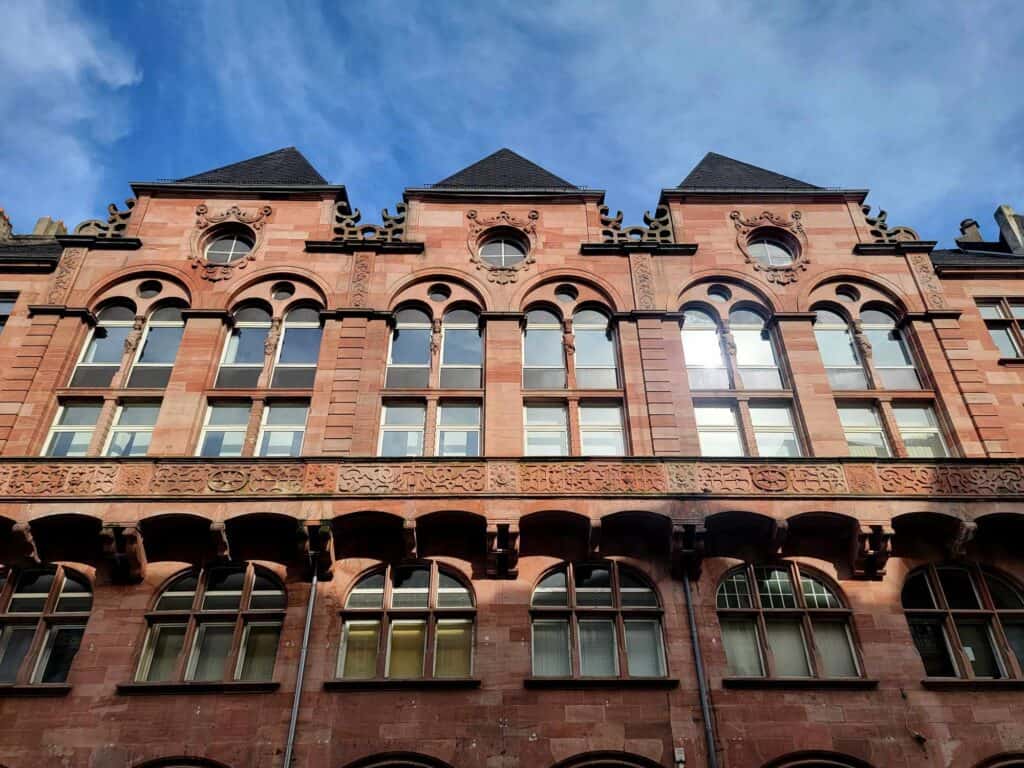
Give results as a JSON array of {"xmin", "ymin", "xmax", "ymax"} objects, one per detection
[
  {"xmin": 434, "ymin": 148, "xmax": 578, "ymax": 190},
  {"xmin": 679, "ymin": 151, "xmax": 820, "ymax": 190},
  {"xmin": 175, "ymin": 147, "xmax": 327, "ymax": 186}
]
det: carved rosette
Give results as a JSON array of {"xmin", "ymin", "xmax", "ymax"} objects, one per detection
[
  {"xmin": 466, "ymin": 209, "xmax": 538, "ymax": 284},
  {"xmin": 189, "ymin": 204, "xmax": 272, "ymax": 282},
  {"xmin": 730, "ymin": 210, "xmax": 809, "ymax": 285}
]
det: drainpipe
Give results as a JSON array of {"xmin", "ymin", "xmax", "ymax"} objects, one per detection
[
  {"xmin": 682, "ymin": 570, "xmax": 719, "ymax": 768},
  {"xmin": 283, "ymin": 555, "xmax": 318, "ymax": 768}
]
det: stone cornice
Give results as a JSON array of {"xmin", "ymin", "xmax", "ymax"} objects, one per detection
[
  {"xmin": 579, "ymin": 242, "xmax": 699, "ymax": 256},
  {"xmin": 55, "ymin": 235, "xmax": 142, "ymax": 251},
  {"xmin": 0, "ymin": 457, "xmax": 1020, "ymax": 501},
  {"xmin": 304, "ymin": 240, "xmax": 425, "ymax": 254}
]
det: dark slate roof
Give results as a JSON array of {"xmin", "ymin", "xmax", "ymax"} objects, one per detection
[
  {"xmin": 679, "ymin": 152, "xmax": 820, "ymax": 190},
  {"xmin": 0, "ymin": 238, "xmax": 62, "ymax": 262},
  {"xmin": 176, "ymin": 147, "xmax": 328, "ymax": 185},
  {"xmin": 433, "ymin": 148, "xmax": 578, "ymax": 190},
  {"xmin": 930, "ymin": 247, "xmax": 1024, "ymax": 268}
]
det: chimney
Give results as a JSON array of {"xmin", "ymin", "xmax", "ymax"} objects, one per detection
[
  {"xmin": 31, "ymin": 217, "xmax": 67, "ymax": 237},
  {"xmin": 958, "ymin": 218, "xmax": 984, "ymax": 242},
  {"xmin": 995, "ymin": 205, "xmax": 1024, "ymax": 255}
]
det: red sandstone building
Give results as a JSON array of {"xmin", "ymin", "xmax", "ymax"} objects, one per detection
[{"xmin": 0, "ymin": 147, "xmax": 1023, "ymax": 768}]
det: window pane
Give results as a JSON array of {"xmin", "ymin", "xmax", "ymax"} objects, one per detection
[
  {"xmin": 575, "ymin": 565, "xmax": 612, "ymax": 606},
  {"xmin": 827, "ymin": 368, "xmax": 869, "ymax": 389},
  {"xmin": 902, "ymin": 432, "xmax": 947, "ymax": 458},
  {"xmin": 525, "ymin": 430, "xmax": 568, "ymax": 457},
  {"xmin": 893, "ymin": 406, "xmax": 938, "ymax": 429},
  {"xmin": 697, "ymin": 430, "xmax": 744, "ymax": 457},
  {"xmin": 237, "ymin": 624, "xmax": 280, "ymax": 681},
  {"xmin": 84, "ymin": 326, "xmax": 131, "ymax": 363},
  {"xmin": 988, "ymin": 327, "xmax": 1020, "ymax": 357},
  {"xmin": 877, "ymin": 367, "xmax": 922, "ymax": 389},
  {"xmin": 278, "ymin": 327, "xmax": 321, "ymax": 365},
  {"xmin": 0, "ymin": 626, "xmax": 35, "ymax": 682},
  {"xmin": 985, "ymin": 574, "xmax": 1024, "ymax": 609},
  {"xmin": 733, "ymin": 329, "xmax": 777, "ymax": 367},
  {"xmin": 438, "ymin": 430, "xmax": 479, "ymax": 457},
  {"xmin": 901, "ymin": 572, "xmax": 936, "ymax": 609},
  {"xmin": 434, "ymin": 620, "xmax": 473, "ymax": 678},
  {"xmin": 200, "ymin": 430, "xmax": 245, "ymax": 458},
  {"xmin": 754, "ymin": 431, "xmax": 801, "ymax": 458},
  {"xmin": 36, "ymin": 626, "xmax": 85, "ymax": 683},
  {"xmin": 800, "ymin": 575, "xmax": 841, "ymax": 609},
  {"xmin": 437, "ymin": 572, "xmax": 474, "ymax": 608},
  {"xmin": 10, "ymin": 570, "xmax": 54, "ymax": 612},
  {"xmin": 380, "ymin": 430, "xmax": 423, "ymax": 457},
  {"xmin": 526, "ymin": 405, "xmax": 567, "ymax": 425},
  {"xmin": 346, "ymin": 573, "xmax": 385, "ymax": 609},
  {"xmin": 579, "ymin": 619, "xmax": 617, "ymax": 677},
  {"xmin": 625, "ymin": 620, "xmax": 665, "ymax": 677},
  {"xmin": 977, "ymin": 303, "xmax": 1005, "ymax": 319},
  {"xmin": 440, "ymin": 404, "xmax": 480, "ymax": 426},
  {"xmin": 682, "ymin": 329, "xmax": 725, "ymax": 368},
  {"xmin": 340, "ymin": 621, "xmax": 380, "ymax": 679},
  {"xmin": 575, "ymin": 329, "xmax": 616, "ymax": 367},
  {"xmin": 765, "ymin": 620, "xmax": 810, "ymax": 676},
  {"xmin": 138, "ymin": 325, "xmax": 183, "ymax": 365},
  {"xmin": 208, "ymin": 405, "xmax": 250, "ymax": 426},
  {"xmin": 717, "ymin": 571, "xmax": 753, "ymax": 609},
  {"xmin": 815, "ymin": 328, "xmax": 859, "ymax": 367},
  {"xmin": 865, "ymin": 328, "xmax": 913, "ymax": 367},
  {"xmin": 107, "ymin": 430, "xmax": 151, "ymax": 458},
  {"xmin": 532, "ymin": 620, "xmax": 571, "ymax": 677},
  {"xmin": 387, "ymin": 621, "xmax": 425, "ymax": 678},
  {"xmin": 532, "ymin": 570, "xmax": 568, "ymax": 607},
  {"xmin": 440, "ymin": 367, "xmax": 482, "ymax": 388},
  {"xmin": 391, "ymin": 567, "xmax": 430, "ymax": 609},
  {"xmin": 756, "ymin": 567, "xmax": 797, "ymax": 609},
  {"xmin": 845, "ymin": 431, "xmax": 891, "ymax": 458},
  {"xmin": 265, "ymin": 403, "xmax": 308, "ymax": 426},
  {"xmin": 580, "ymin": 430, "xmax": 625, "ymax": 456},
  {"xmin": 937, "ymin": 568, "xmax": 980, "ymax": 609},
  {"xmin": 58, "ymin": 404, "xmax": 102, "ymax": 426},
  {"xmin": 141, "ymin": 624, "xmax": 187, "ymax": 682},
  {"xmin": 188, "ymin": 624, "xmax": 234, "ymax": 681},
  {"xmin": 388, "ymin": 328, "xmax": 429, "ymax": 366},
  {"xmin": 46, "ymin": 430, "xmax": 93, "ymax": 458},
  {"xmin": 442, "ymin": 328, "xmax": 481, "ymax": 365},
  {"xmin": 721, "ymin": 618, "xmax": 763, "ymax": 677},
  {"xmin": 812, "ymin": 621, "xmax": 858, "ymax": 677},
  {"xmin": 523, "ymin": 367, "xmax": 567, "ymax": 389},
  {"xmin": 694, "ymin": 406, "xmax": 737, "ymax": 427},
  {"xmin": 908, "ymin": 619, "xmax": 958, "ymax": 677},
  {"xmin": 56, "ymin": 575, "xmax": 92, "ymax": 613},
  {"xmin": 259, "ymin": 430, "xmax": 304, "ymax": 457},
  {"xmin": 225, "ymin": 326, "xmax": 269, "ymax": 365},
  {"xmin": 525, "ymin": 329, "xmax": 564, "ymax": 367},
  {"xmin": 1004, "ymin": 624, "xmax": 1024, "ymax": 670},
  {"xmin": 956, "ymin": 622, "xmax": 1002, "ymax": 678}
]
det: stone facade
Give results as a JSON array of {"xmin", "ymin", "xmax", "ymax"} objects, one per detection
[{"xmin": 0, "ymin": 149, "xmax": 1023, "ymax": 768}]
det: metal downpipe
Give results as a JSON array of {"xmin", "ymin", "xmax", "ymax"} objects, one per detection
[
  {"xmin": 683, "ymin": 569, "xmax": 720, "ymax": 768},
  {"xmin": 283, "ymin": 557, "xmax": 318, "ymax": 767}
]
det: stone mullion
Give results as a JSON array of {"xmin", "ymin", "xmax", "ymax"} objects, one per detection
[
  {"xmin": 429, "ymin": 318, "xmax": 442, "ymax": 389},
  {"xmin": 243, "ymin": 398, "xmax": 266, "ymax": 457},
  {"xmin": 851, "ymin": 320, "xmax": 882, "ymax": 391},
  {"xmin": 719, "ymin": 322, "xmax": 742, "ymax": 390},
  {"xmin": 566, "ymin": 394, "xmax": 582, "ymax": 456},
  {"xmin": 256, "ymin": 318, "xmax": 282, "ymax": 390},
  {"xmin": 562, "ymin": 317, "xmax": 576, "ymax": 389},
  {"xmin": 734, "ymin": 398, "xmax": 758, "ymax": 457},
  {"xmin": 876, "ymin": 399, "xmax": 908, "ymax": 458},
  {"xmin": 616, "ymin": 319, "xmax": 653, "ymax": 456},
  {"xmin": 423, "ymin": 396, "xmax": 440, "ymax": 457},
  {"xmin": 87, "ymin": 396, "xmax": 120, "ymax": 457}
]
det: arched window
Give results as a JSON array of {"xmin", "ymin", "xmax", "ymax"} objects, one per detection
[
  {"xmin": 730, "ymin": 308, "xmax": 782, "ymax": 389},
  {"xmin": 386, "ymin": 307, "xmax": 432, "ymax": 388},
  {"xmin": 902, "ymin": 565, "xmax": 1024, "ymax": 680},
  {"xmin": 681, "ymin": 308, "xmax": 728, "ymax": 389},
  {"xmin": 859, "ymin": 308, "xmax": 920, "ymax": 389},
  {"xmin": 271, "ymin": 305, "xmax": 322, "ymax": 388},
  {"xmin": 127, "ymin": 304, "xmax": 185, "ymax": 388},
  {"xmin": 136, "ymin": 564, "xmax": 285, "ymax": 684},
  {"xmin": 337, "ymin": 563, "xmax": 475, "ymax": 681},
  {"xmin": 530, "ymin": 562, "xmax": 665, "ymax": 679},
  {"xmin": 70, "ymin": 302, "xmax": 136, "ymax": 387},
  {"xmin": 717, "ymin": 563, "xmax": 860, "ymax": 679},
  {"xmin": 573, "ymin": 308, "xmax": 619, "ymax": 389},
  {"xmin": 813, "ymin": 309, "xmax": 867, "ymax": 390},
  {"xmin": 523, "ymin": 308, "xmax": 566, "ymax": 389},
  {"xmin": 216, "ymin": 305, "xmax": 272, "ymax": 388},
  {"xmin": 0, "ymin": 564, "xmax": 91, "ymax": 684},
  {"xmin": 440, "ymin": 308, "xmax": 482, "ymax": 388}
]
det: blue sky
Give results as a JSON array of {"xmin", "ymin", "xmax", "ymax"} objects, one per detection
[{"xmin": 1, "ymin": 0, "xmax": 1022, "ymax": 245}]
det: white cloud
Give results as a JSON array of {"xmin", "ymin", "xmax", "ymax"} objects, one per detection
[{"xmin": 0, "ymin": 0, "xmax": 140, "ymax": 232}]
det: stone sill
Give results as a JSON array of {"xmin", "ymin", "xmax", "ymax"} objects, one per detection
[
  {"xmin": 0, "ymin": 683, "xmax": 71, "ymax": 697},
  {"xmin": 524, "ymin": 676, "xmax": 678, "ymax": 690},
  {"xmin": 921, "ymin": 677, "xmax": 1024, "ymax": 691},
  {"xmin": 116, "ymin": 680, "xmax": 280, "ymax": 695},
  {"xmin": 722, "ymin": 677, "xmax": 878, "ymax": 690},
  {"xmin": 324, "ymin": 678, "xmax": 480, "ymax": 691}
]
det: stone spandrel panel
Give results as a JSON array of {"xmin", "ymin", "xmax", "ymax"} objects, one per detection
[{"xmin": 0, "ymin": 458, "xmax": 1022, "ymax": 499}]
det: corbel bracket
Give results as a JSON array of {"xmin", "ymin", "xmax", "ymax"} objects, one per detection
[
  {"xmin": 486, "ymin": 521, "xmax": 519, "ymax": 579},
  {"xmin": 852, "ymin": 524, "xmax": 893, "ymax": 580}
]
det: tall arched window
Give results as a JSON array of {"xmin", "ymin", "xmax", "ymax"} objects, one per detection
[
  {"xmin": 530, "ymin": 562, "xmax": 665, "ymax": 679},
  {"xmin": 717, "ymin": 563, "xmax": 860, "ymax": 679},
  {"xmin": 0, "ymin": 564, "xmax": 91, "ymax": 684},
  {"xmin": 127, "ymin": 304, "xmax": 185, "ymax": 388},
  {"xmin": 271, "ymin": 305, "xmax": 322, "ymax": 388},
  {"xmin": 136, "ymin": 564, "xmax": 285, "ymax": 684},
  {"xmin": 681, "ymin": 308, "xmax": 728, "ymax": 389},
  {"xmin": 523, "ymin": 308, "xmax": 566, "ymax": 389},
  {"xmin": 902, "ymin": 565, "xmax": 1024, "ymax": 680},
  {"xmin": 385, "ymin": 307, "xmax": 432, "ymax": 388},
  {"xmin": 859, "ymin": 308, "xmax": 920, "ymax": 389},
  {"xmin": 813, "ymin": 309, "xmax": 867, "ymax": 389},
  {"xmin": 216, "ymin": 305, "xmax": 272, "ymax": 388},
  {"xmin": 730, "ymin": 308, "xmax": 782, "ymax": 389},
  {"xmin": 71, "ymin": 302, "xmax": 136, "ymax": 387},
  {"xmin": 337, "ymin": 563, "xmax": 475, "ymax": 681},
  {"xmin": 573, "ymin": 308, "xmax": 619, "ymax": 389},
  {"xmin": 440, "ymin": 308, "xmax": 482, "ymax": 388}
]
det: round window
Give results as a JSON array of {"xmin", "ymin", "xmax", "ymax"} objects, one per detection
[
  {"xmin": 707, "ymin": 284, "xmax": 732, "ymax": 303},
  {"xmin": 271, "ymin": 282, "xmax": 295, "ymax": 301},
  {"xmin": 747, "ymin": 237, "xmax": 795, "ymax": 267},
  {"xmin": 205, "ymin": 233, "xmax": 254, "ymax": 264},
  {"xmin": 479, "ymin": 237, "xmax": 527, "ymax": 268},
  {"xmin": 554, "ymin": 285, "xmax": 578, "ymax": 304},
  {"xmin": 137, "ymin": 280, "xmax": 163, "ymax": 299},
  {"xmin": 428, "ymin": 284, "xmax": 451, "ymax": 302}
]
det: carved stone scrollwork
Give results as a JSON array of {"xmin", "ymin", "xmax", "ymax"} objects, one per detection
[
  {"xmin": 466, "ymin": 209, "xmax": 538, "ymax": 284},
  {"xmin": 333, "ymin": 201, "xmax": 407, "ymax": 242},
  {"xmin": 862, "ymin": 205, "xmax": 920, "ymax": 243},
  {"xmin": 599, "ymin": 205, "xmax": 674, "ymax": 244},
  {"xmin": 852, "ymin": 524, "xmax": 892, "ymax": 579},
  {"xmin": 671, "ymin": 523, "xmax": 705, "ymax": 581},
  {"xmin": 74, "ymin": 199, "xmax": 136, "ymax": 238},
  {"xmin": 486, "ymin": 521, "xmax": 519, "ymax": 579},
  {"xmin": 730, "ymin": 209, "xmax": 809, "ymax": 285},
  {"xmin": 189, "ymin": 204, "xmax": 272, "ymax": 282}
]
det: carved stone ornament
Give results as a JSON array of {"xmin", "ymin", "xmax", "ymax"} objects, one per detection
[
  {"xmin": 631, "ymin": 253, "xmax": 657, "ymax": 310},
  {"xmin": 333, "ymin": 201, "xmax": 407, "ymax": 242},
  {"xmin": 730, "ymin": 210, "xmax": 809, "ymax": 285},
  {"xmin": 46, "ymin": 247, "xmax": 86, "ymax": 305},
  {"xmin": 74, "ymin": 199, "xmax": 136, "ymax": 238},
  {"xmin": 188, "ymin": 204, "xmax": 272, "ymax": 282},
  {"xmin": 600, "ymin": 205, "xmax": 674, "ymax": 244},
  {"xmin": 466, "ymin": 209, "xmax": 538, "ymax": 284},
  {"xmin": 862, "ymin": 205, "xmax": 919, "ymax": 243},
  {"xmin": 123, "ymin": 316, "xmax": 146, "ymax": 354},
  {"xmin": 908, "ymin": 251, "xmax": 948, "ymax": 309}
]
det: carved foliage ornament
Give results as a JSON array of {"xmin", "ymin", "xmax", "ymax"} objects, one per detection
[
  {"xmin": 333, "ymin": 201, "xmax": 407, "ymax": 242},
  {"xmin": 730, "ymin": 210, "xmax": 809, "ymax": 285},
  {"xmin": 74, "ymin": 199, "xmax": 136, "ymax": 238},
  {"xmin": 599, "ymin": 204, "xmax": 674, "ymax": 244},
  {"xmin": 466, "ymin": 209, "xmax": 538, "ymax": 284},
  {"xmin": 189, "ymin": 204, "xmax": 272, "ymax": 282},
  {"xmin": 862, "ymin": 205, "xmax": 919, "ymax": 243}
]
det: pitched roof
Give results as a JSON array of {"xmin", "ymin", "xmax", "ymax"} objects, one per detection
[
  {"xmin": 434, "ymin": 148, "xmax": 578, "ymax": 190},
  {"xmin": 679, "ymin": 152, "xmax": 820, "ymax": 190},
  {"xmin": 176, "ymin": 147, "xmax": 328, "ymax": 185}
]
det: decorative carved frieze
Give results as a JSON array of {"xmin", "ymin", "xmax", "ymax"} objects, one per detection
[
  {"xmin": 333, "ymin": 202, "xmax": 407, "ymax": 242},
  {"xmin": 519, "ymin": 463, "xmax": 666, "ymax": 494},
  {"xmin": 730, "ymin": 209, "xmax": 808, "ymax": 285},
  {"xmin": 599, "ymin": 205, "xmax": 674, "ymax": 244},
  {"xmin": 337, "ymin": 464, "xmax": 488, "ymax": 494},
  {"xmin": 862, "ymin": 205, "xmax": 919, "ymax": 243},
  {"xmin": 74, "ymin": 199, "xmax": 136, "ymax": 238},
  {"xmin": 466, "ymin": 210, "xmax": 538, "ymax": 284},
  {"xmin": 46, "ymin": 247, "xmax": 86, "ymax": 305}
]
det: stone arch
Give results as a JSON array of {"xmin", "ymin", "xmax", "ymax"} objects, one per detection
[
  {"xmin": 387, "ymin": 268, "xmax": 491, "ymax": 312},
  {"xmin": 413, "ymin": 510, "xmax": 487, "ymax": 563},
  {"xmin": 975, "ymin": 754, "xmax": 1024, "ymax": 768},
  {"xmin": 892, "ymin": 510, "xmax": 967, "ymax": 559},
  {"xmin": 224, "ymin": 512, "xmax": 306, "ymax": 566},
  {"xmin": 26, "ymin": 512, "xmax": 104, "ymax": 566},
  {"xmin": 520, "ymin": 510, "xmax": 593, "ymax": 561},
  {"xmin": 134, "ymin": 757, "xmax": 233, "ymax": 768},
  {"xmin": 598, "ymin": 510, "xmax": 672, "ymax": 559},
  {"xmin": 139, "ymin": 512, "xmax": 217, "ymax": 564},
  {"xmin": 331, "ymin": 511, "xmax": 407, "ymax": 563},
  {"xmin": 761, "ymin": 751, "xmax": 875, "ymax": 768},
  {"xmin": 705, "ymin": 510, "xmax": 783, "ymax": 560},
  {"xmin": 799, "ymin": 268, "xmax": 919, "ymax": 314},
  {"xmin": 84, "ymin": 264, "xmax": 196, "ymax": 310},
  {"xmin": 677, "ymin": 269, "xmax": 783, "ymax": 314},
  {"xmin": 225, "ymin": 265, "xmax": 330, "ymax": 309},
  {"xmin": 513, "ymin": 268, "xmax": 625, "ymax": 313},
  {"xmin": 782, "ymin": 511, "xmax": 860, "ymax": 571},
  {"xmin": 342, "ymin": 751, "xmax": 455, "ymax": 768},
  {"xmin": 551, "ymin": 751, "xmax": 666, "ymax": 768}
]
